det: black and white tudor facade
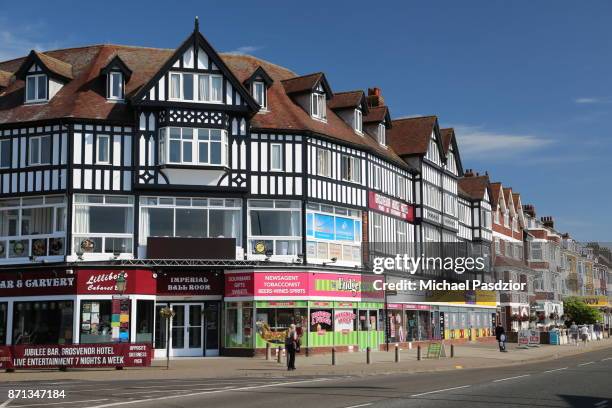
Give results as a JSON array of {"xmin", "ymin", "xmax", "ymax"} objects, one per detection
[{"xmin": 0, "ymin": 22, "xmax": 495, "ymax": 356}]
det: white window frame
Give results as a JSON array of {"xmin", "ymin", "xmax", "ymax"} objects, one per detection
[
  {"xmin": 159, "ymin": 127, "xmax": 228, "ymax": 167},
  {"xmin": 108, "ymin": 71, "xmax": 124, "ymax": 100},
  {"xmin": 317, "ymin": 148, "xmax": 331, "ymax": 178},
  {"xmin": 168, "ymin": 72, "xmax": 223, "ymax": 103},
  {"xmin": 378, "ymin": 123, "xmax": 386, "ymax": 145},
  {"xmin": 311, "ymin": 93, "xmax": 326, "ymax": 121},
  {"xmin": 28, "ymin": 135, "xmax": 51, "ymax": 166},
  {"xmin": 270, "ymin": 143, "xmax": 282, "ymax": 171},
  {"xmin": 96, "ymin": 135, "xmax": 110, "ymax": 164},
  {"xmin": 25, "ymin": 74, "xmax": 48, "ymax": 103},
  {"xmin": 253, "ymin": 81, "xmax": 266, "ymax": 109},
  {"xmin": 248, "ymin": 199, "xmax": 301, "ymax": 257},
  {"xmin": 340, "ymin": 155, "xmax": 361, "ymax": 184},
  {"xmin": 354, "ymin": 109, "xmax": 363, "ymax": 134}
]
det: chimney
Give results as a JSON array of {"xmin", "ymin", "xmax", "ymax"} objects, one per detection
[
  {"xmin": 541, "ymin": 216, "xmax": 554, "ymax": 229},
  {"xmin": 464, "ymin": 169, "xmax": 475, "ymax": 177},
  {"xmin": 366, "ymin": 87, "xmax": 385, "ymax": 107},
  {"xmin": 523, "ymin": 204, "xmax": 536, "ymax": 218}
]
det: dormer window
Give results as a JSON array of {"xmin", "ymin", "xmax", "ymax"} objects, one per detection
[
  {"xmin": 25, "ymin": 74, "xmax": 47, "ymax": 103},
  {"xmin": 253, "ymin": 81, "xmax": 266, "ymax": 110},
  {"xmin": 108, "ymin": 71, "xmax": 124, "ymax": 100},
  {"xmin": 377, "ymin": 123, "xmax": 386, "ymax": 145},
  {"xmin": 312, "ymin": 92, "xmax": 326, "ymax": 121},
  {"xmin": 354, "ymin": 109, "xmax": 363, "ymax": 134}
]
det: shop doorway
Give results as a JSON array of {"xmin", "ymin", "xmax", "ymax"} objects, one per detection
[{"xmin": 154, "ymin": 302, "xmax": 219, "ymax": 357}]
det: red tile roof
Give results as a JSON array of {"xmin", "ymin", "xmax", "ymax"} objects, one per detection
[
  {"xmin": 281, "ymin": 72, "xmax": 325, "ymax": 94},
  {"xmin": 33, "ymin": 51, "xmax": 74, "ymax": 80},
  {"xmin": 328, "ymin": 90, "xmax": 365, "ymax": 111},
  {"xmin": 512, "ymin": 193, "xmax": 522, "ymax": 211},
  {"xmin": 489, "ymin": 182, "xmax": 502, "ymax": 207},
  {"xmin": 458, "ymin": 175, "xmax": 490, "ymax": 200},
  {"xmin": 0, "ymin": 70, "xmax": 11, "ymax": 88},
  {"xmin": 440, "ymin": 128, "xmax": 454, "ymax": 155},
  {"xmin": 363, "ymin": 106, "xmax": 388, "ymax": 124},
  {"xmin": 0, "ymin": 46, "xmax": 412, "ymax": 170},
  {"xmin": 387, "ymin": 116, "xmax": 437, "ymax": 156}
]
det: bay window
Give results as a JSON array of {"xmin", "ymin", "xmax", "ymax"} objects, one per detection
[
  {"xmin": 169, "ymin": 72, "xmax": 223, "ymax": 103},
  {"xmin": 248, "ymin": 200, "xmax": 301, "ymax": 256},
  {"xmin": 0, "ymin": 196, "xmax": 66, "ymax": 259},
  {"xmin": 25, "ymin": 74, "xmax": 47, "ymax": 103},
  {"xmin": 139, "ymin": 197, "xmax": 241, "ymax": 246},
  {"xmin": 159, "ymin": 127, "xmax": 228, "ymax": 166},
  {"xmin": 73, "ymin": 195, "xmax": 134, "ymax": 255}
]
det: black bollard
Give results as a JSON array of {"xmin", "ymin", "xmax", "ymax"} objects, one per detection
[
  {"xmin": 395, "ymin": 344, "xmax": 400, "ymax": 362},
  {"xmin": 332, "ymin": 347, "xmax": 336, "ymax": 365},
  {"xmin": 451, "ymin": 344, "xmax": 455, "ymax": 358},
  {"xmin": 277, "ymin": 346, "xmax": 282, "ymax": 364},
  {"xmin": 366, "ymin": 346, "xmax": 371, "ymax": 364},
  {"xmin": 417, "ymin": 345, "xmax": 421, "ymax": 361}
]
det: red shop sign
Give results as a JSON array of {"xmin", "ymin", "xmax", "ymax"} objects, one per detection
[
  {"xmin": 368, "ymin": 191, "xmax": 414, "ymax": 222},
  {"xmin": 0, "ymin": 271, "xmax": 76, "ymax": 297},
  {"xmin": 225, "ymin": 272, "xmax": 254, "ymax": 297},
  {"xmin": 0, "ymin": 343, "xmax": 152, "ymax": 370},
  {"xmin": 156, "ymin": 272, "xmax": 223, "ymax": 296},
  {"xmin": 77, "ymin": 270, "xmax": 156, "ymax": 295}
]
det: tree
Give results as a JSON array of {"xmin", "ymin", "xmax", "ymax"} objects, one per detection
[{"xmin": 563, "ymin": 297, "xmax": 602, "ymax": 325}]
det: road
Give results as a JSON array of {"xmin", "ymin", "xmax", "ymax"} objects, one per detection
[{"xmin": 0, "ymin": 347, "xmax": 610, "ymax": 408}]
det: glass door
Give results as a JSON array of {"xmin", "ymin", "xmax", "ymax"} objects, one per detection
[
  {"xmin": 170, "ymin": 303, "xmax": 204, "ymax": 357},
  {"xmin": 203, "ymin": 302, "xmax": 219, "ymax": 356}
]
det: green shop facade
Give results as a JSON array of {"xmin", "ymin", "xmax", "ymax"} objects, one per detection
[{"xmin": 223, "ymin": 269, "xmax": 385, "ymax": 355}]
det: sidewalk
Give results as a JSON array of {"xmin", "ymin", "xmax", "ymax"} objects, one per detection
[{"xmin": 3, "ymin": 338, "xmax": 612, "ymax": 382}]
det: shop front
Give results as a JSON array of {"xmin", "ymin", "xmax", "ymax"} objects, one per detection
[
  {"xmin": 223, "ymin": 269, "xmax": 385, "ymax": 355},
  {"xmin": 0, "ymin": 269, "xmax": 223, "ymax": 358}
]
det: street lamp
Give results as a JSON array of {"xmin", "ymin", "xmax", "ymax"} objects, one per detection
[{"xmin": 116, "ymin": 272, "xmax": 127, "ymax": 293}]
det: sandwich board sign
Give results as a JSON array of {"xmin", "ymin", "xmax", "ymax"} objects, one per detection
[{"xmin": 426, "ymin": 342, "xmax": 446, "ymax": 358}]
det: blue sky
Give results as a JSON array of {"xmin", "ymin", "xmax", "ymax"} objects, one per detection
[{"xmin": 1, "ymin": 1, "xmax": 610, "ymax": 241}]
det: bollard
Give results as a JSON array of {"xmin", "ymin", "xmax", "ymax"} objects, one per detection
[
  {"xmin": 451, "ymin": 344, "xmax": 454, "ymax": 358},
  {"xmin": 366, "ymin": 346, "xmax": 371, "ymax": 364},
  {"xmin": 277, "ymin": 346, "xmax": 282, "ymax": 364},
  {"xmin": 331, "ymin": 347, "xmax": 336, "ymax": 365},
  {"xmin": 266, "ymin": 343, "xmax": 271, "ymax": 360},
  {"xmin": 395, "ymin": 344, "xmax": 400, "ymax": 363},
  {"xmin": 417, "ymin": 345, "xmax": 421, "ymax": 361}
]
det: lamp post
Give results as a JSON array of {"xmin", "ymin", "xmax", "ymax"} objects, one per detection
[
  {"xmin": 159, "ymin": 307, "xmax": 175, "ymax": 370},
  {"xmin": 116, "ymin": 272, "xmax": 127, "ymax": 293}
]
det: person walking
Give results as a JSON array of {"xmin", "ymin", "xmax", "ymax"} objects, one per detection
[
  {"xmin": 579, "ymin": 325, "xmax": 589, "ymax": 346},
  {"xmin": 569, "ymin": 322, "xmax": 579, "ymax": 346},
  {"xmin": 594, "ymin": 322, "xmax": 602, "ymax": 341},
  {"xmin": 285, "ymin": 324, "xmax": 298, "ymax": 371},
  {"xmin": 494, "ymin": 323, "xmax": 507, "ymax": 352}
]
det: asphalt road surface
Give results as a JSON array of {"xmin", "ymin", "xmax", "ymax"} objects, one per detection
[{"xmin": 1, "ymin": 347, "xmax": 611, "ymax": 408}]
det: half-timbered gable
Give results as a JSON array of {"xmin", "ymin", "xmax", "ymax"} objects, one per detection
[{"xmin": 132, "ymin": 22, "xmax": 257, "ymax": 191}]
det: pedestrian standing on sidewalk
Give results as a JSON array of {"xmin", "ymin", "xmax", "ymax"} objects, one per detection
[
  {"xmin": 285, "ymin": 324, "xmax": 298, "ymax": 371},
  {"xmin": 594, "ymin": 322, "xmax": 602, "ymax": 341},
  {"xmin": 494, "ymin": 323, "xmax": 507, "ymax": 352},
  {"xmin": 569, "ymin": 322, "xmax": 579, "ymax": 345}
]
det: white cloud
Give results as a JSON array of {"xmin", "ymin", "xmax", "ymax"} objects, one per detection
[
  {"xmin": 453, "ymin": 124, "xmax": 553, "ymax": 159},
  {"xmin": 226, "ymin": 45, "xmax": 263, "ymax": 55},
  {"xmin": 0, "ymin": 18, "xmax": 62, "ymax": 61},
  {"xmin": 574, "ymin": 97, "xmax": 611, "ymax": 104}
]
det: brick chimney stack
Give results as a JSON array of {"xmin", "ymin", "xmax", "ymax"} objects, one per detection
[
  {"xmin": 366, "ymin": 87, "xmax": 385, "ymax": 107},
  {"xmin": 541, "ymin": 216, "xmax": 554, "ymax": 229},
  {"xmin": 523, "ymin": 204, "xmax": 536, "ymax": 218}
]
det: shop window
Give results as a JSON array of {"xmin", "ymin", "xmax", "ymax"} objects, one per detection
[
  {"xmin": 334, "ymin": 309, "xmax": 357, "ymax": 333},
  {"xmin": 13, "ymin": 301, "xmax": 74, "ymax": 345},
  {"xmin": 140, "ymin": 197, "xmax": 241, "ymax": 246},
  {"xmin": 80, "ymin": 300, "xmax": 113, "ymax": 344},
  {"xmin": 358, "ymin": 310, "xmax": 379, "ymax": 331},
  {"xmin": 136, "ymin": 300, "xmax": 154, "ymax": 343},
  {"xmin": 388, "ymin": 310, "xmax": 404, "ymax": 342},
  {"xmin": 310, "ymin": 309, "xmax": 333, "ymax": 334},
  {"xmin": 248, "ymin": 200, "xmax": 301, "ymax": 256},
  {"xmin": 73, "ymin": 194, "xmax": 134, "ymax": 255},
  {"xmin": 225, "ymin": 302, "xmax": 253, "ymax": 348}
]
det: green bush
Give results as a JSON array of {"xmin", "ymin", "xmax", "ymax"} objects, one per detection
[{"xmin": 563, "ymin": 297, "xmax": 603, "ymax": 325}]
